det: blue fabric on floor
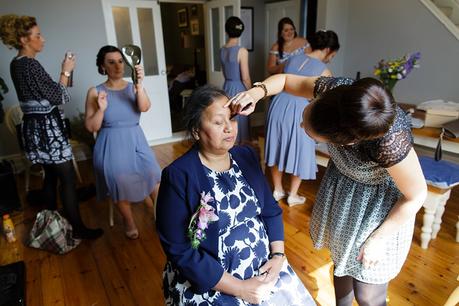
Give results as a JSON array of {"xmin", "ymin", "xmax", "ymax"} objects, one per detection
[{"xmin": 419, "ymin": 156, "xmax": 459, "ymax": 188}]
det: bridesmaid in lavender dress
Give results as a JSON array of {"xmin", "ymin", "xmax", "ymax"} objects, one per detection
[
  {"xmin": 220, "ymin": 16, "xmax": 252, "ymax": 143},
  {"xmin": 265, "ymin": 30, "xmax": 340, "ymax": 206},
  {"xmin": 85, "ymin": 46, "xmax": 161, "ymax": 239},
  {"xmin": 267, "ymin": 17, "xmax": 309, "ymax": 75}
]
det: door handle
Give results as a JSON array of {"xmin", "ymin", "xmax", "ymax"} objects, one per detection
[{"xmin": 161, "ymin": 70, "xmax": 166, "ymax": 75}]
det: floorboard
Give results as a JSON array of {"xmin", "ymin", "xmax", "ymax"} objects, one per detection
[{"xmin": 1, "ymin": 141, "xmax": 458, "ymax": 305}]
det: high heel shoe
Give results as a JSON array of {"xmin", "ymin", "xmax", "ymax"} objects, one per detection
[{"xmin": 125, "ymin": 228, "xmax": 139, "ymax": 240}]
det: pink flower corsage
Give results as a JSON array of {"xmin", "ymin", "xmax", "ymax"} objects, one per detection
[{"xmin": 188, "ymin": 192, "xmax": 219, "ymax": 249}]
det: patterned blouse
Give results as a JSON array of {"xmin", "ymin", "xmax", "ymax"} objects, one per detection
[
  {"xmin": 309, "ymin": 76, "xmax": 415, "ymax": 284},
  {"xmin": 10, "ymin": 56, "xmax": 72, "ymax": 164}
]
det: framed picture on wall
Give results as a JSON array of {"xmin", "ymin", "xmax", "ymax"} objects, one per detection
[
  {"xmin": 241, "ymin": 7, "xmax": 254, "ymax": 51},
  {"xmin": 190, "ymin": 5, "xmax": 198, "ymax": 17},
  {"xmin": 190, "ymin": 19, "xmax": 199, "ymax": 35},
  {"xmin": 177, "ymin": 8, "xmax": 188, "ymax": 28}
]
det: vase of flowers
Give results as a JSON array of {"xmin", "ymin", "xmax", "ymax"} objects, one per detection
[{"xmin": 374, "ymin": 52, "xmax": 421, "ymax": 93}]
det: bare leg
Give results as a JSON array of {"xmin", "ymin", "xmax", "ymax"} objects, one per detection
[
  {"xmin": 270, "ymin": 165, "xmax": 284, "ymax": 193},
  {"xmin": 289, "ymin": 175, "xmax": 302, "ymax": 197},
  {"xmin": 145, "ymin": 183, "xmax": 160, "ymax": 208},
  {"xmin": 149, "ymin": 183, "xmax": 160, "ymax": 220},
  {"xmin": 287, "ymin": 175, "xmax": 306, "ymax": 206},
  {"xmin": 117, "ymin": 200, "xmax": 138, "ymax": 239},
  {"xmin": 144, "ymin": 196, "xmax": 153, "ymax": 208}
]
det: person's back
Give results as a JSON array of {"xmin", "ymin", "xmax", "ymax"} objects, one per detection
[
  {"xmin": 220, "ymin": 16, "xmax": 251, "ymax": 143},
  {"xmin": 220, "ymin": 46, "xmax": 243, "ymax": 87},
  {"xmin": 264, "ymin": 30, "xmax": 339, "ymax": 206},
  {"xmin": 284, "ymin": 54, "xmax": 326, "ymax": 77}
]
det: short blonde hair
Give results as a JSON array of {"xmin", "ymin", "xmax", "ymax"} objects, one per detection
[{"xmin": 0, "ymin": 14, "xmax": 37, "ymax": 50}]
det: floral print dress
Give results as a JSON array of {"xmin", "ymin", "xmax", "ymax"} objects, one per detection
[
  {"xmin": 310, "ymin": 77, "xmax": 415, "ymax": 284},
  {"xmin": 163, "ymin": 157, "xmax": 315, "ymax": 306}
]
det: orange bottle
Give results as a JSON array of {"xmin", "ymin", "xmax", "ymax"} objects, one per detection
[{"xmin": 3, "ymin": 214, "xmax": 17, "ymax": 243}]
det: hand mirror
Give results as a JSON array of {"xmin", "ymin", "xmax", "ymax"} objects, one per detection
[{"xmin": 121, "ymin": 44, "xmax": 142, "ymax": 84}]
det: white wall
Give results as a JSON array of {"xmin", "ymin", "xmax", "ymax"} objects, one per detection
[
  {"xmin": 319, "ymin": 0, "xmax": 459, "ymax": 103},
  {"xmin": 0, "ymin": 0, "xmax": 108, "ymax": 157},
  {"xmin": 243, "ymin": 0, "xmax": 266, "ymax": 82},
  {"xmin": 316, "ymin": 0, "xmax": 349, "ymax": 76}
]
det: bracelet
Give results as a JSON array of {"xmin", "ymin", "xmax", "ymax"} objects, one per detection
[
  {"xmin": 253, "ymin": 82, "xmax": 268, "ymax": 99},
  {"xmin": 268, "ymin": 252, "xmax": 285, "ymax": 259}
]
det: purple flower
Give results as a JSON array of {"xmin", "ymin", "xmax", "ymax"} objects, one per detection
[{"xmin": 374, "ymin": 51, "xmax": 421, "ymax": 84}]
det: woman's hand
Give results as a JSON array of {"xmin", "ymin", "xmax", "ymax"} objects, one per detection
[
  {"xmin": 97, "ymin": 90, "xmax": 108, "ymax": 112},
  {"xmin": 225, "ymin": 87, "xmax": 263, "ymax": 116},
  {"xmin": 61, "ymin": 52, "xmax": 76, "ymax": 73},
  {"xmin": 134, "ymin": 65, "xmax": 144, "ymax": 91},
  {"xmin": 238, "ymin": 275, "xmax": 273, "ymax": 304},
  {"xmin": 259, "ymin": 256, "xmax": 284, "ymax": 286},
  {"xmin": 357, "ymin": 234, "xmax": 388, "ymax": 269}
]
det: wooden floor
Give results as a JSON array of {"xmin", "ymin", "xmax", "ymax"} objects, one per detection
[{"xmin": 1, "ymin": 140, "xmax": 458, "ymax": 306}]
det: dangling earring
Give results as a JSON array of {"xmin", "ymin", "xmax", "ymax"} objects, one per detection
[{"xmin": 102, "ymin": 68, "xmax": 106, "ymax": 75}]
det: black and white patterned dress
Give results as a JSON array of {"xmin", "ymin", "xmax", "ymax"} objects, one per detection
[
  {"xmin": 10, "ymin": 56, "xmax": 72, "ymax": 164},
  {"xmin": 163, "ymin": 156, "xmax": 316, "ymax": 305},
  {"xmin": 309, "ymin": 77, "xmax": 414, "ymax": 284}
]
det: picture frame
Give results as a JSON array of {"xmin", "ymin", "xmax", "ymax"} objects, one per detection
[
  {"xmin": 177, "ymin": 8, "xmax": 188, "ymax": 28},
  {"xmin": 190, "ymin": 5, "xmax": 198, "ymax": 17},
  {"xmin": 240, "ymin": 7, "xmax": 254, "ymax": 51},
  {"xmin": 190, "ymin": 19, "xmax": 199, "ymax": 35}
]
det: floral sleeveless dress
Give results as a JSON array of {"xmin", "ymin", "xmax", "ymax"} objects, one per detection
[
  {"xmin": 309, "ymin": 77, "xmax": 415, "ymax": 284},
  {"xmin": 163, "ymin": 156, "xmax": 316, "ymax": 305}
]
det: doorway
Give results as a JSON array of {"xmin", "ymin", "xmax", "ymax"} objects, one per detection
[
  {"xmin": 160, "ymin": 3, "xmax": 207, "ymax": 133},
  {"xmin": 101, "ymin": 0, "xmax": 171, "ymax": 143}
]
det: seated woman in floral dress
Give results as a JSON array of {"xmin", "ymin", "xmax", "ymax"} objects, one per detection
[{"xmin": 156, "ymin": 85, "xmax": 316, "ymax": 305}]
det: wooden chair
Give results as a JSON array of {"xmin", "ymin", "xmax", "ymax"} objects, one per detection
[
  {"xmin": 4, "ymin": 105, "xmax": 43, "ymax": 191},
  {"xmin": 5, "ymin": 105, "xmax": 83, "ymax": 186},
  {"xmin": 418, "ymin": 156, "xmax": 459, "ymax": 249}
]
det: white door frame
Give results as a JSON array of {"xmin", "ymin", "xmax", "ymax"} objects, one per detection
[
  {"xmin": 204, "ymin": 0, "xmax": 241, "ymax": 88},
  {"xmin": 101, "ymin": 0, "xmax": 172, "ymax": 144}
]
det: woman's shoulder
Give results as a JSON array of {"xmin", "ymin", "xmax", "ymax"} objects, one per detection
[
  {"xmin": 12, "ymin": 56, "xmax": 39, "ymax": 68},
  {"xmin": 363, "ymin": 106, "xmax": 413, "ymax": 167},
  {"xmin": 87, "ymin": 86, "xmax": 98, "ymax": 96},
  {"xmin": 230, "ymin": 145, "xmax": 259, "ymax": 164},
  {"xmin": 385, "ymin": 106, "xmax": 412, "ymax": 135},
  {"xmin": 238, "ymin": 47, "xmax": 248, "ymax": 56},
  {"xmin": 295, "ymin": 36, "xmax": 308, "ymax": 45},
  {"xmin": 269, "ymin": 42, "xmax": 279, "ymax": 52}
]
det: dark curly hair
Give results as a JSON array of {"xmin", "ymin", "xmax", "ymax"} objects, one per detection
[
  {"xmin": 96, "ymin": 45, "xmax": 123, "ymax": 75},
  {"xmin": 0, "ymin": 14, "xmax": 37, "ymax": 50},
  {"xmin": 309, "ymin": 78, "xmax": 396, "ymax": 145}
]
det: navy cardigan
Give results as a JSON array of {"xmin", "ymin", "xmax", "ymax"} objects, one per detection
[{"xmin": 156, "ymin": 145, "xmax": 284, "ymax": 294}]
